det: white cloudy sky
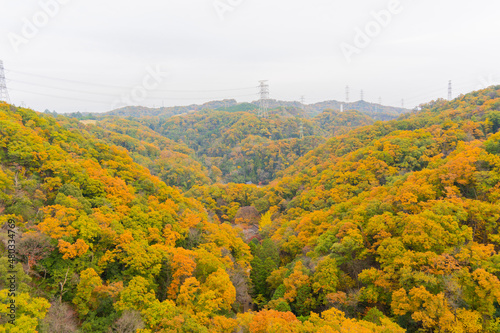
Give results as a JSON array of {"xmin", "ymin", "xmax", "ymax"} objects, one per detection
[{"xmin": 0, "ymin": 0, "xmax": 499, "ymax": 113}]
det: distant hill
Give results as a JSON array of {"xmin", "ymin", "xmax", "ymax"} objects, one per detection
[
  {"xmin": 248, "ymin": 99, "xmax": 407, "ymax": 120},
  {"xmin": 138, "ymin": 110, "xmax": 327, "ymax": 184},
  {"xmin": 93, "ymin": 98, "xmax": 408, "ymax": 121},
  {"xmin": 130, "ymin": 106, "xmax": 385, "ymax": 184},
  {"xmin": 103, "ymin": 99, "xmax": 239, "ymax": 118},
  {"xmin": 306, "ymin": 99, "xmax": 407, "ymax": 120},
  {"xmin": 313, "ymin": 108, "xmax": 375, "ymax": 136},
  {"xmin": 216, "ymin": 102, "xmax": 258, "ymax": 113}
]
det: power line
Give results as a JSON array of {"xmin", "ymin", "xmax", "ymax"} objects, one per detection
[
  {"xmin": 9, "ymin": 87, "xmax": 109, "ymax": 104},
  {"xmin": 10, "ymin": 86, "xmax": 258, "ymax": 105},
  {"xmin": 9, "ymin": 69, "xmax": 256, "ymax": 93},
  {"xmin": 8, "ymin": 69, "xmax": 128, "ymax": 89},
  {"xmin": 10, "ymin": 79, "xmax": 128, "ymax": 98},
  {"xmin": 11, "ymin": 79, "xmax": 259, "ymax": 100}
]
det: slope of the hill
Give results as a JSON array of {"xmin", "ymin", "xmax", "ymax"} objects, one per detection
[
  {"xmin": 229, "ymin": 86, "xmax": 500, "ymax": 332},
  {"xmin": 313, "ymin": 109, "xmax": 375, "ymax": 136},
  {"xmin": 306, "ymin": 100, "xmax": 407, "ymax": 120},
  {"xmin": 140, "ymin": 110, "xmax": 327, "ymax": 184},
  {"xmin": 216, "ymin": 102, "xmax": 258, "ymax": 113},
  {"xmin": 67, "ymin": 107, "xmax": 380, "ymax": 189},
  {"xmin": 0, "ymin": 102, "xmax": 403, "ymax": 332},
  {"xmin": 103, "ymin": 99, "xmax": 238, "ymax": 118},
  {"xmin": 0, "ymin": 103, "xmax": 251, "ymax": 332},
  {"xmin": 137, "ymin": 109, "xmax": 384, "ymax": 185},
  {"xmin": 185, "ymin": 86, "xmax": 500, "ymax": 332},
  {"xmin": 72, "ymin": 117, "xmax": 212, "ymax": 190}
]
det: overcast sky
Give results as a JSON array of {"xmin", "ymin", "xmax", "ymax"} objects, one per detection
[{"xmin": 1, "ymin": 0, "xmax": 499, "ymax": 113}]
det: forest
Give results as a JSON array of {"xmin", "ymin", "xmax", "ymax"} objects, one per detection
[{"xmin": 1, "ymin": 85, "xmax": 500, "ymax": 332}]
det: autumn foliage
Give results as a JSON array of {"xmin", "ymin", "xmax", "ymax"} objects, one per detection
[{"xmin": 1, "ymin": 86, "xmax": 500, "ymax": 332}]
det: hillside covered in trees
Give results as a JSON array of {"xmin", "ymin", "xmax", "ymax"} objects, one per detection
[
  {"xmin": 88, "ymin": 107, "xmax": 378, "ymax": 186},
  {"xmin": 1, "ymin": 86, "xmax": 500, "ymax": 332}
]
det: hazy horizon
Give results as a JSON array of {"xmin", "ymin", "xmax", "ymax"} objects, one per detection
[{"xmin": 1, "ymin": 0, "xmax": 499, "ymax": 113}]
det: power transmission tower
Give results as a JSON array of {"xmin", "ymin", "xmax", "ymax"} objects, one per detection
[
  {"xmin": 448, "ymin": 80, "xmax": 452, "ymax": 100},
  {"xmin": 360, "ymin": 90, "xmax": 364, "ymax": 101},
  {"xmin": 299, "ymin": 96, "xmax": 305, "ymax": 139},
  {"xmin": 401, "ymin": 99, "xmax": 405, "ymax": 108},
  {"xmin": 345, "ymin": 85, "xmax": 350, "ymax": 102},
  {"xmin": 0, "ymin": 60, "xmax": 10, "ymax": 104},
  {"xmin": 300, "ymin": 95, "xmax": 306, "ymax": 116},
  {"xmin": 258, "ymin": 80, "xmax": 269, "ymax": 118},
  {"xmin": 378, "ymin": 97, "xmax": 382, "ymax": 105}
]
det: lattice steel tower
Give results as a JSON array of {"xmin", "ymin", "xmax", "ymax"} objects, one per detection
[
  {"xmin": 345, "ymin": 85, "xmax": 350, "ymax": 102},
  {"xmin": 258, "ymin": 80, "xmax": 269, "ymax": 118},
  {"xmin": 0, "ymin": 60, "xmax": 10, "ymax": 104},
  {"xmin": 448, "ymin": 80, "xmax": 452, "ymax": 100},
  {"xmin": 299, "ymin": 96, "xmax": 305, "ymax": 139}
]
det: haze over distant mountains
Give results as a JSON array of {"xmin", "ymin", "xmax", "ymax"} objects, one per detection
[{"xmin": 99, "ymin": 98, "xmax": 408, "ymax": 121}]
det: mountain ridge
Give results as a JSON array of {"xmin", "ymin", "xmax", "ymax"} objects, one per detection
[{"xmin": 88, "ymin": 98, "xmax": 409, "ymax": 121}]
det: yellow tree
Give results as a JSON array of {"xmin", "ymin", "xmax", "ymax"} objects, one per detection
[
  {"xmin": 0, "ymin": 290, "xmax": 51, "ymax": 333},
  {"xmin": 458, "ymin": 268, "xmax": 500, "ymax": 320},
  {"xmin": 177, "ymin": 269, "xmax": 236, "ymax": 324},
  {"xmin": 312, "ymin": 257, "xmax": 339, "ymax": 305},
  {"xmin": 115, "ymin": 276, "xmax": 156, "ymax": 312},
  {"xmin": 73, "ymin": 268, "xmax": 103, "ymax": 316},
  {"xmin": 167, "ymin": 247, "xmax": 197, "ymax": 299},
  {"xmin": 392, "ymin": 286, "xmax": 455, "ymax": 332}
]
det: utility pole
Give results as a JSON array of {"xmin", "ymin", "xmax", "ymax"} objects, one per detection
[
  {"xmin": 258, "ymin": 80, "xmax": 269, "ymax": 118},
  {"xmin": 0, "ymin": 60, "xmax": 10, "ymax": 104}
]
